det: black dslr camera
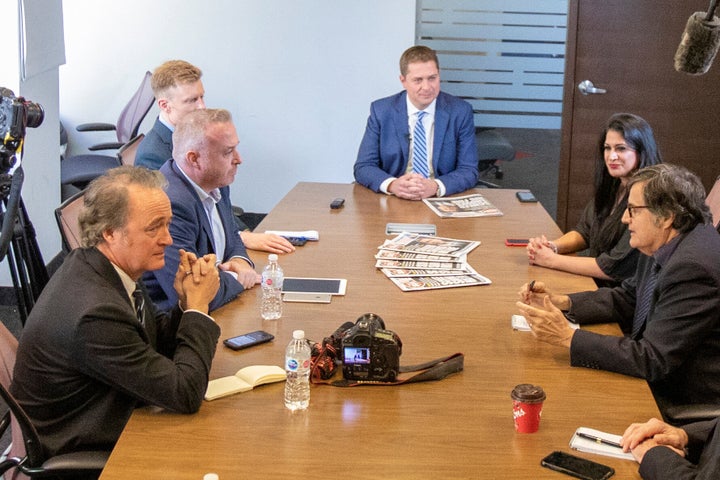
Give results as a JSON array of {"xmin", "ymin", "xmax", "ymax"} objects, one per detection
[
  {"xmin": 341, "ymin": 313, "xmax": 402, "ymax": 382},
  {"xmin": 0, "ymin": 87, "xmax": 44, "ymax": 173}
]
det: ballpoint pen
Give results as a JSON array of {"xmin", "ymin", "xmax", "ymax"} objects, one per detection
[
  {"xmin": 528, "ymin": 280, "xmax": 536, "ymax": 292},
  {"xmin": 576, "ymin": 432, "xmax": 623, "ymax": 449}
]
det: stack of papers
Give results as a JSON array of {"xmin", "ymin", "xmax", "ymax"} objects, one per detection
[
  {"xmin": 375, "ymin": 233, "xmax": 491, "ymax": 292},
  {"xmin": 511, "ymin": 315, "xmax": 580, "ymax": 332}
]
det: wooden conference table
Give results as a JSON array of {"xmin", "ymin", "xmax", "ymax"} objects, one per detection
[{"xmin": 100, "ymin": 183, "xmax": 659, "ymax": 479}]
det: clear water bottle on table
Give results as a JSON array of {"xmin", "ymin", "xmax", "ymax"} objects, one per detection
[
  {"xmin": 284, "ymin": 329, "xmax": 311, "ymax": 411},
  {"xmin": 260, "ymin": 254, "xmax": 283, "ymax": 320}
]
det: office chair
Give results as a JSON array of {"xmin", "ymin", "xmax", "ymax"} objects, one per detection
[
  {"xmin": 117, "ymin": 133, "xmax": 144, "ymax": 166},
  {"xmin": 54, "ymin": 190, "xmax": 85, "ymax": 253},
  {"xmin": 0, "ymin": 323, "xmax": 109, "ymax": 479},
  {"xmin": 475, "ymin": 128, "xmax": 515, "ymax": 188},
  {"xmin": 75, "ymin": 71, "xmax": 154, "ymax": 151},
  {"xmin": 60, "ymin": 72, "xmax": 155, "ymax": 197}
]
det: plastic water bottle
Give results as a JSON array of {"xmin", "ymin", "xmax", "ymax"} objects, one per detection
[
  {"xmin": 284, "ymin": 330, "xmax": 311, "ymax": 411},
  {"xmin": 260, "ymin": 254, "xmax": 283, "ymax": 320}
]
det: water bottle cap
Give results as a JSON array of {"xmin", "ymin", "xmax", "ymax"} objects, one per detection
[
  {"xmin": 268, "ymin": 254, "xmax": 279, "ymax": 262},
  {"xmin": 292, "ymin": 330, "xmax": 305, "ymax": 339}
]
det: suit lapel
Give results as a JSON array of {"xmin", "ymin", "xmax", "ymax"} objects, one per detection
[
  {"xmin": 393, "ymin": 92, "xmax": 410, "ymax": 164},
  {"xmin": 433, "ymin": 92, "xmax": 450, "ymax": 168},
  {"xmin": 169, "ymin": 161, "xmax": 216, "ymax": 255}
]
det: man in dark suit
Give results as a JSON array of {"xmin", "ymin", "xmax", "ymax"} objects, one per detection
[
  {"xmin": 136, "ymin": 60, "xmax": 205, "ymax": 171},
  {"xmin": 11, "ymin": 166, "xmax": 220, "ymax": 458},
  {"xmin": 354, "ymin": 45, "xmax": 479, "ymax": 200},
  {"xmin": 516, "ymin": 164, "xmax": 720, "ymax": 416},
  {"xmin": 143, "ymin": 108, "xmax": 260, "ymax": 312},
  {"xmin": 621, "ymin": 416, "xmax": 720, "ymax": 479},
  {"xmin": 136, "ymin": 59, "xmax": 294, "ymax": 254}
]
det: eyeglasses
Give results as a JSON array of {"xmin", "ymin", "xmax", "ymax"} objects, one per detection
[{"xmin": 626, "ymin": 205, "xmax": 650, "ymax": 218}]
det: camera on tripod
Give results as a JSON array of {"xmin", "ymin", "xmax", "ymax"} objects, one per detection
[{"xmin": 0, "ymin": 87, "xmax": 44, "ymax": 173}]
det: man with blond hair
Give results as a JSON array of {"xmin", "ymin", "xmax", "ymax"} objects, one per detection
[{"xmin": 136, "ymin": 59, "xmax": 293, "ymax": 254}]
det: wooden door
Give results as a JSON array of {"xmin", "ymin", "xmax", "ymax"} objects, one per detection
[{"xmin": 558, "ymin": 0, "xmax": 720, "ymax": 230}]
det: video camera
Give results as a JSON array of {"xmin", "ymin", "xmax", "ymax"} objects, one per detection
[{"xmin": 0, "ymin": 87, "xmax": 44, "ymax": 174}]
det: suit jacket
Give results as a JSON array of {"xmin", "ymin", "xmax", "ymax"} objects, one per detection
[
  {"xmin": 353, "ymin": 91, "xmax": 479, "ymax": 196},
  {"xmin": 135, "ymin": 117, "xmax": 173, "ymax": 170},
  {"xmin": 567, "ymin": 223, "xmax": 720, "ymax": 413},
  {"xmin": 639, "ymin": 418, "xmax": 720, "ymax": 479},
  {"xmin": 11, "ymin": 247, "xmax": 220, "ymax": 458},
  {"xmin": 143, "ymin": 159, "xmax": 253, "ymax": 312},
  {"xmin": 134, "ymin": 118, "xmax": 250, "ymax": 231}
]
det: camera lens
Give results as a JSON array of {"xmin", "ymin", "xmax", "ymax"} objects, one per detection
[{"xmin": 22, "ymin": 101, "xmax": 44, "ymax": 129}]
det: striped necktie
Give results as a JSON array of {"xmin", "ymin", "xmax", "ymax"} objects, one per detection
[
  {"xmin": 132, "ymin": 284, "xmax": 145, "ymax": 326},
  {"xmin": 632, "ymin": 261, "xmax": 659, "ymax": 338},
  {"xmin": 412, "ymin": 110, "xmax": 429, "ymax": 178}
]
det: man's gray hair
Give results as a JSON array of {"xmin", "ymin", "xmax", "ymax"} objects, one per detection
[
  {"xmin": 628, "ymin": 163, "xmax": 711, "ymax": 233},
  {"xmin": 79, "ymin": 166, "xmax": 167, "ymax": 247}
]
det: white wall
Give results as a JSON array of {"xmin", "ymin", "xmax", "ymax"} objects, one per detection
[{"xmin": 61, "ymin": 0, "xmax": 416, "ymax": 213}]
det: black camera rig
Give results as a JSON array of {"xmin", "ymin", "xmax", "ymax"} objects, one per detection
[{"xmin": 0, "ymin": 87, "xmax": 47, "ymax": 323}]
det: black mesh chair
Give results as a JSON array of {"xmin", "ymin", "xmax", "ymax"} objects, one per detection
[
  {"xmin": 0, "ymin": 323, "xmax": 109, "ymax": 479},
  {"xmin": 476, "ymin": 128, "xmax": 515, "ymax": 188}
]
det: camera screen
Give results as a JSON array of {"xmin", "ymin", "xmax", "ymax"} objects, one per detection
[{"xmin": 344, "ymin": 347, "xmax": 370, "ymax": 365}]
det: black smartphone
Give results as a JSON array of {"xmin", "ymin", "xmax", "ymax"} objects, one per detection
[
  {"xmin": 284, "ymin": 236, "xmax": 308, "ymax": 246},
  {"xmin": 330, "ymin": 198, "xmax": 345, "ymax": 209},
  {"xmin": 516, "ymin": 191, "xmax": 538, "ymax": 203},
  {"xmin": 223, "ymin": 330, "xmax": 274, "ymax": 351},
  {"xmin": 541, "ymin": 451, "xmax": 614, "ymax": 480},
  {"xmin": 505, "ymin": 238, "xmax": 530, "ymax": 246}
]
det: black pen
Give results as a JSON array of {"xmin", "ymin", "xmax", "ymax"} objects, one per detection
[
  {"xmin": 528, "ymin": 280, "xmax": 536, "ymax": 292},
  {"xmin": 576, "ymin": 432, "xmax": 622, "ymax": 449}
]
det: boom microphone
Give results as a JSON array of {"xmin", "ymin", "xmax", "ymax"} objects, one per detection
[{"xmin": 674, "ymin": 0, "xmax": 720, "ymax": 75}]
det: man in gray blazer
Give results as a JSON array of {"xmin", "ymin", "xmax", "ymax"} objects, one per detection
[
  {"xmin": 11, "ymin": 166, "xmax": 220, "ymax": 458},
  {"xmin": 517, "ymin": 164, "xmax": 720, "ymax": 418}
]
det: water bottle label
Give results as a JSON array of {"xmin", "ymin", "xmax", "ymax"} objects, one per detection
[
  {"xmin": 265, "ymin": 277, "xmax": 274, "ymax": 286},
  {"xmin": 301, "ymin": 359, "xmax": 311, "ymax": 369},
  {"xmin": 286, "ymin": 358, "xmax": 299, "ymax": 371}
]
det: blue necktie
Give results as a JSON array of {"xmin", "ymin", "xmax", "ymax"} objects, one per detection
[
  {"xmin": 632, "ymin": 261, "xmax": 659, "ymax": 338},
  {"xmin": 412, "ymin": 111, "xmax": 429, "ymax": 178}
]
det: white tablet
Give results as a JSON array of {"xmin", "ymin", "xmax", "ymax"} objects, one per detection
[{"xmin": 281, "ymin": 277, "xmax": 347, "ymax": 296}]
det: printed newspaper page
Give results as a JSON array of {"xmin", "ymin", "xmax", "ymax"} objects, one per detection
[
  {"xmin": 423, "ymin": 193, "xmax": 503, "ymax": 218},
  {"xmin": 379, "ymin": 233, "xmax": 480, "ymax": 257}
]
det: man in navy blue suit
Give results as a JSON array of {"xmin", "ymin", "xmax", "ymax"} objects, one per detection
[
  {"xmin": 143, "ymin": 108, "xmax": 260, "ymax": 312},
  {"xmin": 354, "ymin": 46, "xmax": 479, "ymax": 200}
]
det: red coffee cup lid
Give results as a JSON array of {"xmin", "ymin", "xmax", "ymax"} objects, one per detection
[{"xmin": 511, "ymin": 383, "xmax": 546, "ymax": 403}]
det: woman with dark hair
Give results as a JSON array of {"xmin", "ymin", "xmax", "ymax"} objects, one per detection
[{"xmin": 527, "ymin": 113, "xmax": 663, "ymax": 286}]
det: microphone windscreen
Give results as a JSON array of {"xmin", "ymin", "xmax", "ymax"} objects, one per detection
[{"xmin": 674, "ymin": 12, "xmax": 720, "ymax": 75}]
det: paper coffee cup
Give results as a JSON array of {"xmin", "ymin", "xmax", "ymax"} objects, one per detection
[{"xmin": 511, "ymin": 384, "xmax": 546, "ymax": 433}]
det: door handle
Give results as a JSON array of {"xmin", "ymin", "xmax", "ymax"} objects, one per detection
[{"xmin": 578, "ymin": 80, "xmax": 607, "ymax": 95}]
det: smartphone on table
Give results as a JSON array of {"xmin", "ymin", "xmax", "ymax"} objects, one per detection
[
  {"xmin": 540, "ymin": 451, "xmax": 614, "ymax": 480},
  {"xmin": 505, "ymin": 238, "xmax": 530, "ymax": 246},
  {"xmin": 223, "ymin": 330, "xmax": 274, "ymax": 350}
]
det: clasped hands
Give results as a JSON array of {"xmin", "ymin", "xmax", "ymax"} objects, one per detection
[
  {"xmin": 620, "ymin": 417, "xmax": 688, "ymax": 463},
  {"xmin": 515, "ymin": 281, "xmax": 575, "ymax": 348},
  {"xmin": 174, "ymin": 249, "xmax": 220, "ymax": 314},
  {"xmin": 388, "ymin": 173, "xmax": 438, "ymax": 200},
  {"xmin": 526, "ymin": 234, "xmax": 557, "ymax": 266}
]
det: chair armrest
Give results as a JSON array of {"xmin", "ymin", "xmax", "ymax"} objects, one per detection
[
  {"xmin": 663, "ymin": 404, "xmax": 720, "ymax": 425},
  {"xmin": 40, "ymin": 450, "xmax": 110, "ymax": 474},
  {"xmin": 76, "ymin": 122, "xmax": 116, "ymax": 132},
  {"xmin": 88, "ymin": 142, "xmax": 124, "ymax": 151}
]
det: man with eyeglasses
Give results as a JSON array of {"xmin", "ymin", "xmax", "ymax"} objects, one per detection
[{"xmin": 516, "ymin": 164, "xmax": 720, "ymax": 419}]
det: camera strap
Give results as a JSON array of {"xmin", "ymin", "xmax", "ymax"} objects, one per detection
[{"xmin": 313, "ymin": 352, "xmax": 464, "ymax": 387}]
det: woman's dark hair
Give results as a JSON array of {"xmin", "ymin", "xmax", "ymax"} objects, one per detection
[{"xmin": 592, "ymin": 113, "xmax": 663, "ymax": 250}]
